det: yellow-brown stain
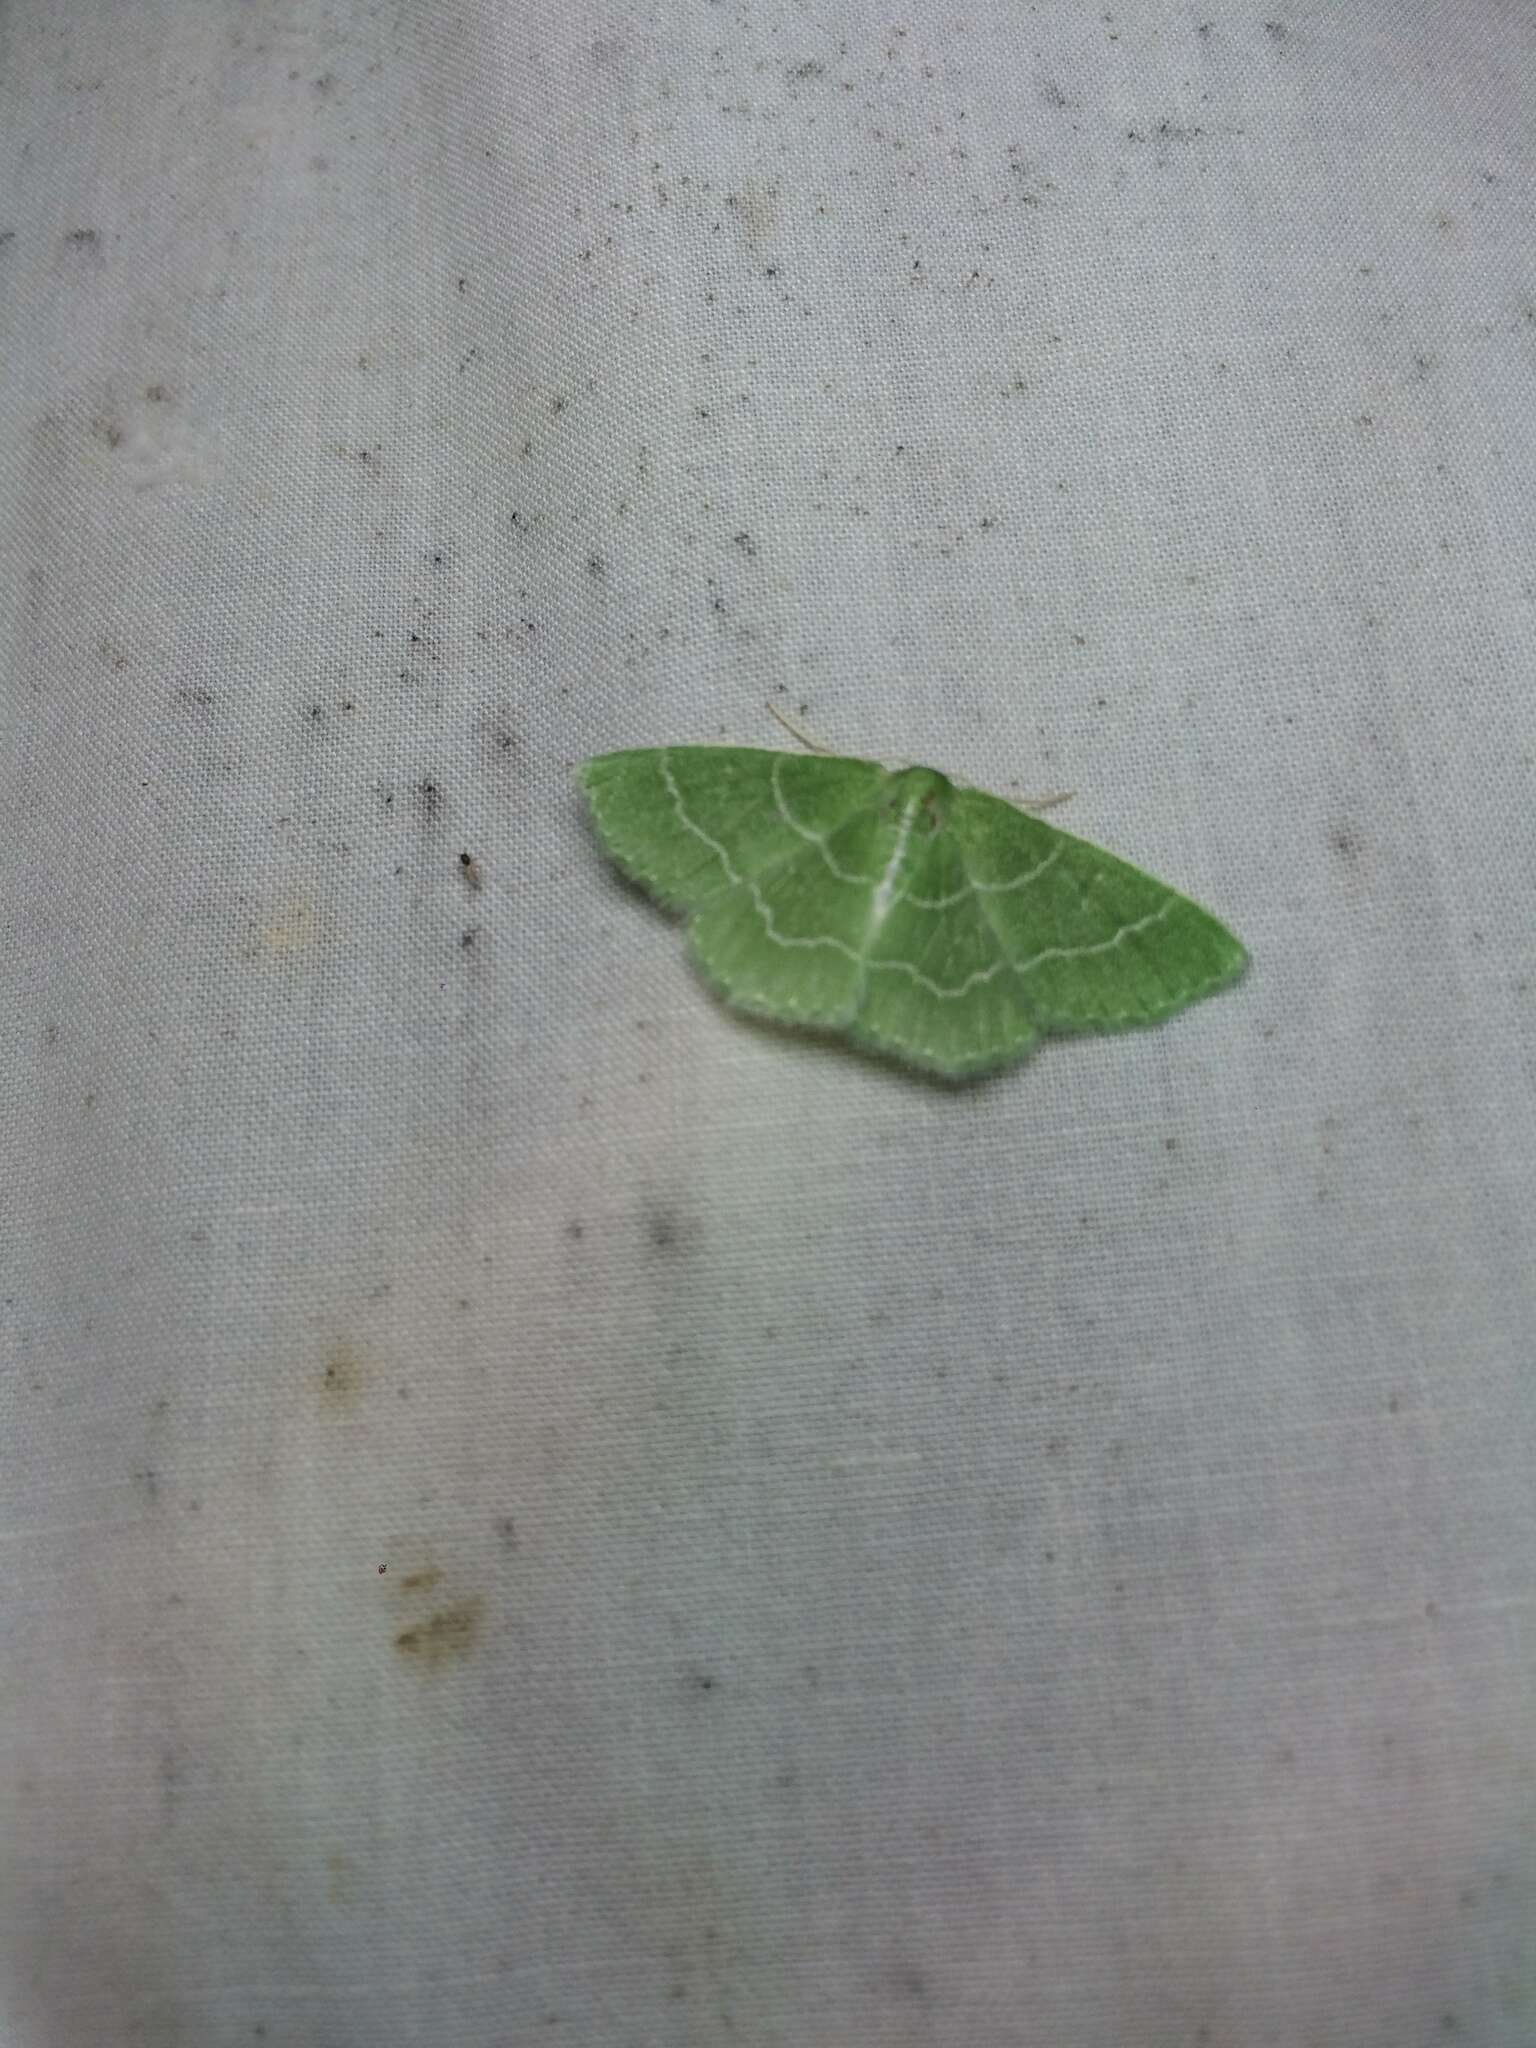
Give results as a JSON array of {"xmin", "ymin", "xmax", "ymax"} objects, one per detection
[
  {"xmin": 256, "ymin": 897, "xmax": 323, "ymax": 958},
  {"xmin": 727, "ymin": 179, "xmax": 780, "ymax": 252},
  {"xmin": 325, "ymin": 1851, "xmax": 361, "ymax": 1905},
  {"xmin": 398, "ymin": 1566, "xmax": 442, "ymax": 1593},
  {"xmin": 241, "ymin": 874, "xmax": 330, "ymax": 966},
  {"xmin": 394, "ymin": 1596, "xmax": 484, "ymax": 1668},
  {"xmin": 318, "ymin": 1339, "xmax": 368, "ymax": 1411}
]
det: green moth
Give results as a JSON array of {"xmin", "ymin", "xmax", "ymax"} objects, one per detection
[{"xmin": 579, "ymin": 745, "xmax": 1248, "ymax": 1079}]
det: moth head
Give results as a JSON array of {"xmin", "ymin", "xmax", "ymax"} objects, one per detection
[{"xmin": 886, "ymin": 765, "xmax": 953, "ymax": 832}]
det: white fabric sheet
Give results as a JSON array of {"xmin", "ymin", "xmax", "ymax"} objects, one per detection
[{"xmin": 3, "ymin": 3, "xmax": 1534, "ymax": 2043}]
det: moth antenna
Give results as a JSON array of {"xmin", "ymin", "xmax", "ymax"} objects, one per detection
[{"xmin": 767, "ymin": 701, "xmax": 835, "ymax": 754}]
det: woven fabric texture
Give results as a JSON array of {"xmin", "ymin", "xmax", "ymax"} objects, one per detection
[{"xmin": 3, "ymin": 4, "xmax": 1533, "ymax": 2044}]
